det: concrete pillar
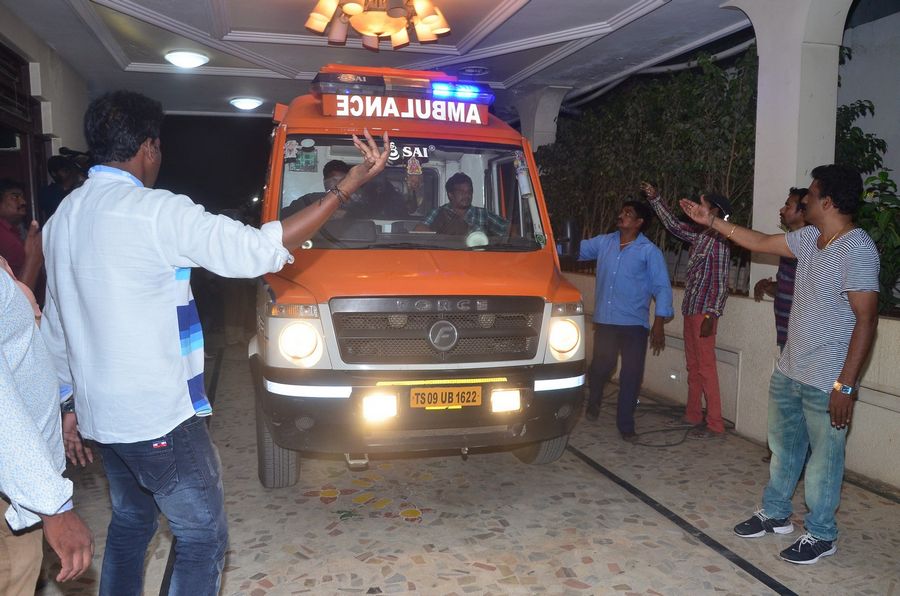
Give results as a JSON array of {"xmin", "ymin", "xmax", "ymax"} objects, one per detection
[
  {"xmin": 514, "ymin": 86, "xmax": 571, "ymax": 149},
  {"xmin": 721, "ymin": 0, "xmax": 854, "ymax": 283}
]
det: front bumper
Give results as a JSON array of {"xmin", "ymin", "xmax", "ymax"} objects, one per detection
[{"xmin": 250, "ymin": 357, "xmax": 585, "ymax": 454}]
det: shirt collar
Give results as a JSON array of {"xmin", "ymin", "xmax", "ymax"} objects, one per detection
[{"xmin": 88, "ymin": 165, "xmax": 144, "ymax": 188}]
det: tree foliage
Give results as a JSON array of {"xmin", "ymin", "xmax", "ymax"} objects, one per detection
[
  {"xmin": 536, "ymin": 50, "xmax": 758, "ymax": 248},
  {"xmin": 537, "ymin": 47, "xmax": 898, "ymax": 313}
]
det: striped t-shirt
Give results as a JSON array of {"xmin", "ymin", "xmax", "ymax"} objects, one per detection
[{"xmin": 777, "ymin": 226, "xmax": 880, "ymax": 393}]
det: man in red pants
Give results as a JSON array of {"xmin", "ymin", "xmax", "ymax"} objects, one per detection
[{"xmin": 643, "ymin": 183, "xmax": 731, "ymax": 439}]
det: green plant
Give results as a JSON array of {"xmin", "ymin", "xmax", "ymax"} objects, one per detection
[
  {"xmin": 835, "ymin": 100, "xmax": 886, "ymax": 175},
  {"xmin": 834, "ymin": 100, "xmax": 899, "ymax": 314},
  {"xmin": 536, "ymin": 50, "xmax": 758, "ymax": 250},
  {"xmin": 857, "ymin": 171, "xmax": 900, "ymax": 313}
]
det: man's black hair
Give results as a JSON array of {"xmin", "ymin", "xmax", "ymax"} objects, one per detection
[
  {"xmin": 445, "ymin": 172, "xmax": 472, "ymax": 194},
  {"xmin": 702, "ymin": 192, "xmax": 733, "ymax": 218},
  {"xmin": 47, "ymin": 155, "xmax": 78, "ymax": 176},
  {"xmin": 84, "ymin": 91, "xmax": 164, "ymax": 164},
  {"xmin": 323, "ymin": 159, "xmax": 350, "ymax": 180},
  {"xmin": 788, "ymin": 187, "xmax": 809, "ymax": 200},
  {"xmin": 810, "ymin": 164, "xmax": 862, "ymax": 215},
  {"xmin": 623, "ymin": 200, "xmax": 653, "ymax": 232},
  {"xmin": 0, "ymin": 178, "xmax": 23, "ymax": 196}
]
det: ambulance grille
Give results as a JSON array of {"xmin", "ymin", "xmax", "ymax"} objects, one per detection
[{"xmin": 330, "ymin": 297, "xmax": 543, "ymax": 365}]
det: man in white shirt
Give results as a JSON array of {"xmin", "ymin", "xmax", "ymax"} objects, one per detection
[
  {"xmin": 1, "ymin": 259, "xmax": 93, "ymax": 594},
  {"xmin": 41, "ymin": 90, "xmax": 389, "ymax": 595}
]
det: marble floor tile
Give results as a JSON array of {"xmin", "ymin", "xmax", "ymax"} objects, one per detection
[{"xmin": 37, "ymin": 348, "xmax": 900, "ymax": 595}]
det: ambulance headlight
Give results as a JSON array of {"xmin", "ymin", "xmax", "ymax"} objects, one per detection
[
  {"xmin": 548, "ymin": 318, "xmax": 579, "ymax": 355},
  {"xmin": 278, "ymin": 321, "xmax": 323, "ymax": 366}
]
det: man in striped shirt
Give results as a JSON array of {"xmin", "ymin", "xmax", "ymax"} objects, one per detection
[
  {"xmin": 753, "ymin": 188, "xmax": 807, "ymax": 351},
  {"xmin": 644, "ymin": 185, "xmax": 731, "ymax": 439},
  {"xmin": 680, "ymin": 164, "xmax": 879, "ymax": 565}
]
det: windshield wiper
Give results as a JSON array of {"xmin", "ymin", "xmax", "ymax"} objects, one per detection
[
  {"xmin": 368, "ymin": 242, "xmax": 440, "ymax": 250},
  {"xmin": 484, "ymin": 242, "xmax": 540, "ymax": 251}
]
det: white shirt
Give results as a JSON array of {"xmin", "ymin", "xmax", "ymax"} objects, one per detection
[
  {"xmin": 41, "ymin": 166, "xmax": 292, "ymax": 443},
  {"xmin": 0, "ymin": 270, "xmax": 72, "ymax": 530}
]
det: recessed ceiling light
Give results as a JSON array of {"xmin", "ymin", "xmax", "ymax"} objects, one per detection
[
  {"xmin": 164, "ymin": 51, "xmax": 209, "ymax": 69},
  {"xmin": 230, "ymin": 97, "xmax": 263, "ymax": 110}
]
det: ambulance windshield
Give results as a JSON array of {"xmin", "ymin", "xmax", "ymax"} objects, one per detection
[{"xmin": 279, "ymin": 136, "xmax": 546, "ymax": 252}]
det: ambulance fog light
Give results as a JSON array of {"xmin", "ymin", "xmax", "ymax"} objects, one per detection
[
  {"xmin": 491, "ymin": 389, "xmax": 521, "ymax": 413},
  {"xmin": 362, "ymin": 393, "xmax": 397, "ymax": 422}
]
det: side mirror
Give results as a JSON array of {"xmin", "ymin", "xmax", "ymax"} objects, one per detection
[{"xmin": 556, "ymin": 218, "xmax": 582, "ymax": 266}]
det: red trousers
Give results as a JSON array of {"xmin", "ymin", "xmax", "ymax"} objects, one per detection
[{"xmin": 682, "ymin": 314, "xmax": 725, "ymax": 433}]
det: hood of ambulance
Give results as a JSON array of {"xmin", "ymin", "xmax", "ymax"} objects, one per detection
[{"xmin": 266, "ymin": 248, "xmax": 575, "ymax": 304}]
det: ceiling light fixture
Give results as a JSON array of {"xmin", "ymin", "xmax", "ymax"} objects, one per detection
[
  {"xmin": 164, "ymin": 51, "xmax": 210, "ymax": 69},
  {"xmin": 307, "ymin": 0, "xmax": 450, "ymax": 49},
  {"xmin": 229, "ymin": 97, "xmax": 263, "ymax": 110}
]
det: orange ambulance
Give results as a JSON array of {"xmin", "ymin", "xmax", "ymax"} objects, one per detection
[{"xmin": 250, "ymin": 65, "xmax": 585, "ymax": 487}]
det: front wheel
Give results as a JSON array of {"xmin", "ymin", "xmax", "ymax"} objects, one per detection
[
  {"xmin": 513, "ymin": 434, "xmax": 569, "ymax": 465},
  {"xmin": 256, "ymin": 403, "xmax": 300, "ymax": 488}
]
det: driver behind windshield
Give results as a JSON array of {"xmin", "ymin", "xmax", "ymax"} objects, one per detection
[{"xmin": 418, "ymin": 172, "xmax": 509, "ymax": 235}]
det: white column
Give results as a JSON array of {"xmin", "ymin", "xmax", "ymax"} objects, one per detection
[
  {"xmin": 514, "ymin": 86, "xmax": 571, "ymax": 149},
  {"xmin": 721, "ymin": 0, "xmax": 854, "ymax": 283}
]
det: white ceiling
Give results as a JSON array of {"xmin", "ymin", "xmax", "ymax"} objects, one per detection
[{"xmin": 3, "ymin": 0, "xmax": 752, "ymax": 120}]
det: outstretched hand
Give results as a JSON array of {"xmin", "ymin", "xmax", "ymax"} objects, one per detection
[
  {"xmin": 753, "ymin": 278, "xmax": 775, "ymax": 302},
  {"xmin": 639, "ymin": 182, "xmax": 658, "ymax": 200},
  {"xmin": 340, "ymin": 129, "xmax": 390, "ymax": 195},
  {"xmin": 679, "ymin": 198, "xmax": 714, "ymax": 227}
]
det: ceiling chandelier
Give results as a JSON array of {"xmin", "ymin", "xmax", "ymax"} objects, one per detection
[{"xmin": 306, "ymin": 0, "xmax": 450, "ymax": 49}]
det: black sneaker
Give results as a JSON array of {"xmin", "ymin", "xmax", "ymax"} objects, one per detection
[
  {"xmin": 585, "ymin": 405, "xmax": 600, "ymax": 422},
  {"xmin": 779, "ymin": 533, "xmax": 836, "ymax": 564},
  {"xmin": 733, "ymin": 509, "xmax": 794, "ymax": 538}
]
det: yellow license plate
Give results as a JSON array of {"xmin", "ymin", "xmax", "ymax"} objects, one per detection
[{"xmin": 410, "ymin": 386, "xmax": 482, "ymax": 409}]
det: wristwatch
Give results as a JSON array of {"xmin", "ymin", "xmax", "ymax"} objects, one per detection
[{"xmin": 833, "ymin": 381, "xmax": 855, "ymax": 396}]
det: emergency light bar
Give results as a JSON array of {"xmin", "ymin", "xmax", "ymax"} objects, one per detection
[{"xmin": 310, "ymin": 65, "xmax": 495, "ymax": 105}]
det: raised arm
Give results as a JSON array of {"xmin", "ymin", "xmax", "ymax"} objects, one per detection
[
  {"xmin": 280, "ymin": 129, "xmax": 390, "ymax": 248},
  {"xmin": 678, "ymin": 198, "xmax": 794, "ymax": 258},
  {"xmin": 641, "ymin": 183, "xmax": 699, "ymax": 243}
]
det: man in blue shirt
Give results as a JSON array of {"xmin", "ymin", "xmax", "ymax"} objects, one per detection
[{"xmin": 578, "ymin": 201, "xmax": 674, "ymax": 440}]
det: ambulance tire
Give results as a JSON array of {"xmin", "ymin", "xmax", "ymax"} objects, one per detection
[
  {"xmin": 513, "ymin": 433, "xmax": 569, "ymax": 465},
  {"xmin": 256, "ymin": 403, "xmax": 300, "ymax": 488}
]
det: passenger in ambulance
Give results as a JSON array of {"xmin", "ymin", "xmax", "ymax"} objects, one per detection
[
  {"xmin": 345, "ymin": 172, "xmax": 410, "ymax": 220},
  {"xmin": 417, "ymin": 172, "xmax": 509, "ymax": 236},
  {"xmin": 281, "ymin": 159, "xmax": 351, "ymax": 218}
]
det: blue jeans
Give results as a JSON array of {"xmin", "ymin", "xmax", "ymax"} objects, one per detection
[
  {"xmin": 588, "ymin": 323, "xmax": 649, "ymax": 434},
  {"xmin": 97, "ymin": 416, "xmax": 228, "ymax": 596},
  {"xmin": 762, "ymin": 370, "xmax": 847, "ymax": 541}
]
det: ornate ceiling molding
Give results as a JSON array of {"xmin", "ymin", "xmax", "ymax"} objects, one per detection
[{"xmin": 84, "ymin": 0, "xmax": 298, "ymax": 78}]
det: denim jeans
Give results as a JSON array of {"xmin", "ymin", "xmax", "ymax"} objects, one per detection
[
  {"xmin": 97, "ymin": 416, "xmax": 228, "ymax": 596},
  {"xmin": 762, "ymin": 369, "xmax": 847, "ymax": 541},
  {"xmin": 588, "ymin": 323, "xmax": 649, "ymax": 434}
]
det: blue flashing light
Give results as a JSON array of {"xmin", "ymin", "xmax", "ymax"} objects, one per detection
[
  {"xmin": 431, "ymin": 82, "xmax": 453, "ymax": 98},
  {"xmin": 454, "ymin": 84, "xmax": 479, "ymax": 100}
]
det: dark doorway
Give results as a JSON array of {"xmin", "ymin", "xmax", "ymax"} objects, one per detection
[
  {"xmin": 156, "ymin": 115, "xmax": 273, "ymax": 215},
  {"xmin": 0, "ymin": 40, "xmax": 45, "ymax": 221}
]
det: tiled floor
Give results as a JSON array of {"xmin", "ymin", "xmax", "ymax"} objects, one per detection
[{"xmin": 39, "ymin": 347, "xmax": 900, "ymax": 595}]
